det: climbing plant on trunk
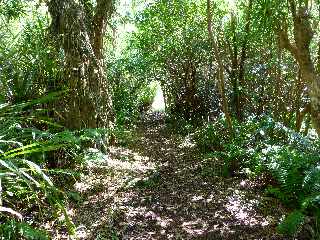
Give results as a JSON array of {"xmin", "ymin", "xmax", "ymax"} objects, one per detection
[{"xmin": 47, "ymin": 0, "xmax": 114, "ymax": 129}]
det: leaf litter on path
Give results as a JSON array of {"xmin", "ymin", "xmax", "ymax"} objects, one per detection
[{"xmin": 64, "ymin": 115, "xmax": 286, "ymax": 240}]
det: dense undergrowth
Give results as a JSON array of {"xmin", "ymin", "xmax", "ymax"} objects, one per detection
[
  {"xmin": 0, "ymin": 94, "xmax": 73, "ymax": 239},
  {"xmin": 194, "ymin": 116, "xmax": 320, "ymax": 238},
  {"xmin": 0, "ymin": 96, "xmax": 129, "ymax": 239},
  {"xmin": 109, "ymin": 55, "xmax": 158, "ymax": 126}
]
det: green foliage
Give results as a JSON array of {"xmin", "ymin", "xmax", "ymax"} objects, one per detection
[
  {"xmin": 195, "ymin": 115, "xmax": 320, "ymax": 236},
  {"xmin": 130, "ymin": 0, "xmax": 215, "ymax": 120},
  {"xmin": 0, "ymin": 7, "xmax": 61, "ymax": 103},
  {"xmin": 277, "ymin": 210, "xmax": 305, "ymax": 237},
  {"xmin": 0, "ymin": 0, "xmax": 26, "ymax": 20},
  {"xmin": 0, "ymin": 220, "xmax": 49, "ymax": 240},
  {"xmin": 194, "ymin": 117, "xmax": 232, "ymax": 151},
  {"xmin": 109, "ymin": 56, "xmax": 158, "ymax": 125},
  {"xmin": 0, "ymin": 94, "xmax": 77, "ymax": 238},
  {"xmin": 137, "ymin": 81, "xmax": 157, "ymax": 109}
]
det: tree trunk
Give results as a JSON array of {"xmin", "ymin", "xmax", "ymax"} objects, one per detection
[
  {"xmin": 279, "ymin": 1, "xmax": 320, "ymax": 135},
  {"xmin": 237, "ymin": 0, "xmax": 252, "ymax": 121},
  {"xmin": 47, "ymin": 0, "xmax": 114, "ymax": 129},
  {"xmin": 229, "ymin": 13, "xmax": 241, "ymax": 120},
  {"xmin": 207, "ymin": 0, "xmax": 233, "ymax": 133}
]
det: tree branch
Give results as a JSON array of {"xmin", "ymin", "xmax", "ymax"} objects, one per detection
[{"xmin": 278, "ymin": 24, "xmax": 299, "ymax": 59}]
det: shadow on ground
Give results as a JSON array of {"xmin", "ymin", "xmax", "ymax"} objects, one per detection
[{"xmin": 68, "ymin": 113, "xmax": 286, "ymax": 240}]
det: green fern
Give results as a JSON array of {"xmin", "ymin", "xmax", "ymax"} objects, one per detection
[
  {"xmin": 277, "ymin": 210, "xmax": 305, "ymax": 236},
  {"xmin": 203, "ymin": 116, "xmax": 320, "ymax": 237},
  {"xmin": 0, "ymin": 220, "xmax": 49, "ymax": 240},
  {"xmin": 0, "ymin": 94, "xmax": 76, "ymax": 238}
]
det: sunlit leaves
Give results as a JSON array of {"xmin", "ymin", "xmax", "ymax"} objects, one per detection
[
  {"xmin": 0, "ymin": 0, "xmax": 27, "ymax": 20},
  {"xmin": 134, "ymin": 0, "xmax": 208, "ymax": 64},
  {"xmin": 0, "ymin": 8, "xmax": 60, "ymax": 103}
]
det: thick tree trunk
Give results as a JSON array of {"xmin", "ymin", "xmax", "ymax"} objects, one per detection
[
  {"xmin": 279, "ymin": 2, "xmax": 320, "ymax": 135},
  {"xmin": 47, "ymin": 0, "xmax": 113, "ymax": 129}
]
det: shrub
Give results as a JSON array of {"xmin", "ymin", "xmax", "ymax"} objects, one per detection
[
  {"xmin": 193, "ymin": 116, "xmax": 232, "ymax": 151},
  {"xmin": 195, "ymin": 115, "xmax": 320, "ymax": 237},
  {"xmin": 109, "ymin": 56, "xmax": 158, "ymax": 126}
]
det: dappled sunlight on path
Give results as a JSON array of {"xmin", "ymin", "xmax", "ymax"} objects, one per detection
[{"xmin": 69, "ymin": 114, "xmax": 284, "ymax": 240}]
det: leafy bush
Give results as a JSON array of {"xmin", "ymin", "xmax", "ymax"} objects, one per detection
[
  {"xmin": 277, "ymin": 210, "xmax": 305, "ymax": 236},
  {"xmin": 137, "ymin": 81, "xmax": 157, "ymax": 111},
  {"xmin": 111, "ymin": 64, "xmax": 157, "ymax": 126},
  {"xmin": 0, "ymin": 220, "xmax": 49, "ymax": 240},
  {"xmin": 195, "ymin": 115, "xmax": 320, "ymax": 237},
  {"xmin": 194, "ymin": 116, "xmax": 232, "ymax": 152}
]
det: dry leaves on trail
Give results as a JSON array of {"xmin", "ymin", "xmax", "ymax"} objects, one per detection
[{"xmin": 65, "ymin": 115, "xmax": 285, "ymax": 240}]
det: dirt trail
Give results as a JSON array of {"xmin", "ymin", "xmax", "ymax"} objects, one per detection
[{"xmin": 69, "ymin": 115, "xmax": 284, "ymax": 240}]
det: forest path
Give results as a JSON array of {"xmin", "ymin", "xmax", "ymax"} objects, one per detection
[{"xmin": 70, "ymin": 114, "xmax": 284, "ymax": 240}]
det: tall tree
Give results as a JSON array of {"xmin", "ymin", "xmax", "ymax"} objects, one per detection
[
  {"xmin": 227, "ymin": 0, "xmax": 252, "ymax": 121},
  {"xmin": 207, "ymin": 0, "xmax": 233, "ymax": 133},
  {"xmin": 278, "ymin": 0, "xmax": 320, "ymax": 134},
  {"xmin": 47, "ymin": 0, "xmax": 114, "ymax": 129}
]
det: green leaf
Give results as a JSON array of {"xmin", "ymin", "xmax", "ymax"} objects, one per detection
[
  {"xmin": 277, "ymin": 210, "xmax": 305, "ymax": 236},
  {"xmin": 23, "ymin": 160, "xmax": 53, "ymax": 186}
]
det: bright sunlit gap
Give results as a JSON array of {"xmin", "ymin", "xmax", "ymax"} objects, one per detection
[
  {"xmin": 151, "ymin": 81, "xmax": 166, "ymax": 112},
  {"xmin": 226, "ymin": 0, "xmax": 236, "ymax": 10}
]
